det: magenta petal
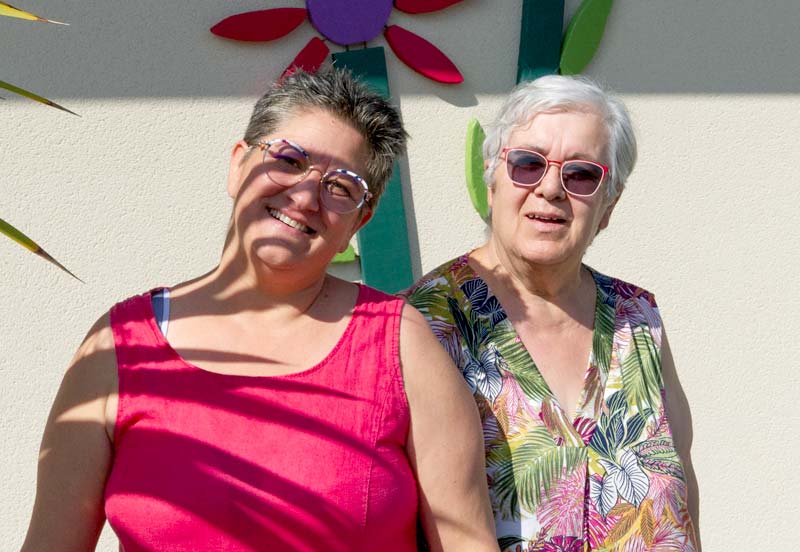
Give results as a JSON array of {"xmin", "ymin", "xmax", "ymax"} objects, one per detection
[
  {"xmin": 281, "ymin": 37, "xmax": 330, "ymax": 79},
  {"xmin": 394, "ymin": 0, "xmax": 464, "ymax": 14},
  {"xmin": 210, "ymin": 8, "xmax": 307, "ymax": 42},
  {"xmin": 384, "ymin": 25, "xmax": 463, "ymax": 84}
]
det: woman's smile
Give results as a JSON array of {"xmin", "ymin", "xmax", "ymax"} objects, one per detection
[{"xmin": 266, "ymin": 207, "xmax": 316, "ymax": 235}]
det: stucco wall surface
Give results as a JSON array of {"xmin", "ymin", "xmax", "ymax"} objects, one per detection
[{"xmin": 2, "ymin": 1, "xmax": 798, "ymax": 550}]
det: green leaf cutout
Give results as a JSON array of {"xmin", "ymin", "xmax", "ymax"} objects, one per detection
[
  {"xmin": 465, "ymin": 118, "xmax": 488, "ymax": 220},
  {"xmin": 560, "ymin": 0, "xmax": 614, "ymax": 75},
  {"xmin": 0, "ymin": 79, "xmax": 78, "ymax": 115},
  {"xmin": 331, "ymin": 243, "xmax": 357, "ymax": 264},
  {"xmin": 1, "ymin": 217, "xmax": 82, "ymax": 281}
]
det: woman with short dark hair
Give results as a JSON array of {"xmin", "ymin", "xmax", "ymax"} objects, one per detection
[{"xmin": 22, "ymin": 68, "xmax": 498, "ymax": 552}]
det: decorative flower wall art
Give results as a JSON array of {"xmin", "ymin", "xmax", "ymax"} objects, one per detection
[{"xmin": 211, "ymin": 0, "xmax": 464, "ymax": 84}]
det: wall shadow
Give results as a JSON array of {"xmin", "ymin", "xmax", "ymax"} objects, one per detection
[{"xmin": 2, "ymin": 0, "xmax": 797, "ymax": 101}]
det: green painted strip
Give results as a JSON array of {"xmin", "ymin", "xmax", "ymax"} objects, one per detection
[
  {"xmin": 332, "ymin": 47, "xmax": 414, "ymax": 293},
  {"xmin": 465, "ymin": 118, "xmax": 488, "ymax": 220},
  {"xmin": 331, "ymin": 243, "xmax": 357, "ymax": 264},
  {"xmin": 517, "ymin": 0, "xmax": 565, "ymax": 83},
  {"xmin": 560, "ymin": 0, "xmax": 614, "ymax": 75}
]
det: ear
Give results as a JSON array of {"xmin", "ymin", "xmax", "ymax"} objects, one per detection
[
  {"xmin": 484, "ymin": 159, "xmax": 494, "ymax": 210},
  {"xmin": 227, "ymin": 140, "xmax": 251, "ymax": 199},
  {"xmin": 338, "ymin": 208, "xmax": 373, "ymax": 253},
  {"xmin": 597, "ymin": 195, "xmax": 619, "ymax": 232}
]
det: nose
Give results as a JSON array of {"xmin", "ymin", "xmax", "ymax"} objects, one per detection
[
  {"xmin": 534, "ymin": 161, "xmax": 566, "ymax": 200},
  {"xmin": 287, "ymin": 167, "xmax": 323, "ymax": 211}
]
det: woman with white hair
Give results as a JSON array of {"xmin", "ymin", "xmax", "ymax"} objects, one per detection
[{"xmin": 405, "ymin": 75, "xmax": 699, "ymax": 550}]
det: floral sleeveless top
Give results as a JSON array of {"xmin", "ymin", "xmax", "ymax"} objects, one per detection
[{"xmin": 403, "ymin": 254, "xmax": 697, "ymax": 552}]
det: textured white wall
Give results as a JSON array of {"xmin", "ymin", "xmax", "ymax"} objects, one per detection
[{"xmin": 2, "ymin": 1, "xmax": 798, "ymax": 550}]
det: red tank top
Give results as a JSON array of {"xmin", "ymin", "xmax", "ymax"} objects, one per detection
[{"xmin": 104, "ymin": 285, "xmax": 418, "ymax": 551}]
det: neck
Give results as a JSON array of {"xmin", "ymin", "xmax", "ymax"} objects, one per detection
[
  {"xmin": 481, "ymin": 238, "xmax": 587, "ymax": 302},
  {"xmin": 174, "ymin": 237, "xmax": 329, "ymax": 319}
]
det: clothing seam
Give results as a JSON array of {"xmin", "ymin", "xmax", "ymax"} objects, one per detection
[{"xmin": 361, "ymin": 294, "xmax": 405, "ymax": 536}]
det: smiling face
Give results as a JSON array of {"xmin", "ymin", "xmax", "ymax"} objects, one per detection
[
  {"xmin": 487, "ymin": 109, "xmax": 616, "ymax": 271},
  {"xmin": 227, "ymin": 108, "xmax": 372, "ymax": 277}
]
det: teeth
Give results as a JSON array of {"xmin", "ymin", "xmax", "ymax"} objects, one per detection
[
  {"xmin": 268, "ymin": 208, "xmax": 313, "ymax": 234},
  {"xmin": 529, "ymin": 214, "xmax": 562, "ymax": 222}
]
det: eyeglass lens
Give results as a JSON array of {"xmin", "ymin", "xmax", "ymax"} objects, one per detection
[
  {"xmin": 263, "ymin": 141, "xmax": 366, "ymax": 213},
  {"xmin": 506, "ymin": 149, "xmax": 603, "ymax": 196}
]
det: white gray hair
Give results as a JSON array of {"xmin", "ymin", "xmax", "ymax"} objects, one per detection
[{"xmin": 482, "ymin": 74, "xmax": 637, "ymax": 200}]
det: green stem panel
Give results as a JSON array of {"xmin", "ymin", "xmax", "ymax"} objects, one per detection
[
  {"xmin": 331, "ymin": 47, "xmax": 414, "ymax": 293},
  {"xmin": 517, "ymin": 0, "xmax": 564, "ymax": 83}
]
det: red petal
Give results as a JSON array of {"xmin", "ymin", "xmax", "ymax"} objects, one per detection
[
  {"xmin": 281, "ymin": 37, "xmax": 330, "ymax": 79},
  {"xmin": 210, "ymin": 8, "xmax": 307, "ymax": 42},
  {"xmin": 394, "ymin": 0, "xmax": 464, "ymax": 14},
  {"xmin": 384, "ymin": 25, "xmax": 463, "ymax": 84}
]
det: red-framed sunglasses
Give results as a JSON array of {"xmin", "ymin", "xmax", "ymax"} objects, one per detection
[{"xmin": 501, "ymin": 147, "xmax": 609, "ymax": 197}]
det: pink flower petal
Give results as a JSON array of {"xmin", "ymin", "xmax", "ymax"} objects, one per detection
[
  {"xmin": 384, "ymin": 25, "xmax": 463, "ymax": 84},
  {"xmin": 210, "ymin": 8, "xmax": 307, "ymax": 42},
  {"xmin": 281, "ymin": 37, "xmax": 330, "ymax": 79},
  {"xmin": 394, "ymin": 0, "xmax": 464, "ymax": 14}
]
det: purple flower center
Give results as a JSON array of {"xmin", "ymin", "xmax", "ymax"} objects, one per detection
[{"xmin": 306, "ymin": 0, "xmax": 393, "ymax": 45}]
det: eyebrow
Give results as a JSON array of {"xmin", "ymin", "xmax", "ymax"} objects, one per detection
[{"xmin": 510, "ymin": 144, "xmax": 601, "ymax": 162}]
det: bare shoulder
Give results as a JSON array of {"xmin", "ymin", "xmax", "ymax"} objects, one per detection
[
  {"xmin": 398, "ymin": 302, "xmax": 470, "ymax": 406},
  {"xmin": 56, "ymin": 311, "xmax": 119, "ymax": 439},
  {"xmin": 398, "ymin": 302, "xmax": 451, "ymax": 371},
  {"xmin": 21, "ymin": 312, "xmax": 119, "ymax": 550}
]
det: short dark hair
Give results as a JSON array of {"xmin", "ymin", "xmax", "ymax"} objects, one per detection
[{"xmin": 243, "ymin": 68, "xmax": 407, "ymax": 208}]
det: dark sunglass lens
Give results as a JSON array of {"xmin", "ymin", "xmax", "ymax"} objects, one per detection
[
  {"xmin": 507, "ymin": 150, "xmax": 547, "ymax": 185},
  {"xmin": 562, "ymin": 161, "xmax": 603, "ymax": 195},
  {"xmin": 266, "ymin": 142, "xmax": 307, "ymax": 183}
]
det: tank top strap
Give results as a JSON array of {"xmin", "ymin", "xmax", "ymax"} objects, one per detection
[
  {"xmin": 346, "ymin": 284, "xmax": 405, "ymax": 386},
  {"xmin": 109, "ymin": 290, "xmax": 171, "ymax": 367},
  {"xmin": 109, "ymin": 288, "xmax": 187, "ymax": 429}
]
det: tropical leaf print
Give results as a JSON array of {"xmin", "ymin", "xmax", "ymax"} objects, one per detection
[
  {"xmin": 614, "ymin": 450, "xmax": 650, "ymax": 506},
  {"xmin": 404, "ymin": 258, "xmax": 695, "ymax": 549},
  {"xmin": 428, "ymin": 319, "xmax": 464, "ymax": 367},
  {"xmin": 586, "ymin": 501, "xmax": 611, "ymax": 549},
  {"xmin": 540, "ymin": 535, "xmax": 584, "ymax": 552},
  {"xmin": 492, "ymin": 323, "xmax": 551, "ymax": 403},
  {"xmin": 535, "ymin": 466, "xmax": 585, "ymax": 536},
  {"xmin": 447, "ymin": 296, "xmax": 486, "ymax": 356},
  {"xmin": 573, "ymin": 416, "xmax": 597, "ymax": 445},
  {"xmin": 461, "ymin": 278, "xmax": 507, "ymax": 326},
  {"xmin": 633, "ymin": 438, "xmax": 685, "ymax": 479},
  {"xmin": 497, "ymin": 535, "xmax": 526, "ymax": 551},
  {"xmin": 488, "ymin": 425, "xmax": 587, "ymax": 514},
  {"xmin": 604, "ymin": 503, "xmax": 638, "ymax": 547},
  {"xmin": 405, "ymin": 276, "xmax": 447, "ymax": 316},
  {"xmin": 589, "ymin": 472, "xmax": 617, "ymax": 518},
  {"xmin": 593, "ymin": 281, "xmax": 615, "ymax": 377},
  {"xmin": 640, "ymin": 498, "xmax": 656, "ymax": 547},
  {"xmin": 463, "ymin": 342, "xmax": 505, "ymax": 403},
  {"xmin": 620, "ymin": 327, "xmax": 663, "ymax": 415},
  {"xmin": 589, "ymin": 391, "xmax": 648, "ymax": 460}
]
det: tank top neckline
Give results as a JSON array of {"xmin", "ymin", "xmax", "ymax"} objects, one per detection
[{"xmin": 139, "ymin": 283, "xmax": 369, "ymax": 381}]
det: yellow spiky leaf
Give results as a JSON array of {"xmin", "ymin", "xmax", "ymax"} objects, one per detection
[{"xmin": 0, "ymin": 1, "xmax": 67, "ymax": 24}]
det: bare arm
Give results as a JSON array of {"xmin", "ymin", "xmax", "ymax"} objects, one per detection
[
  {"xmin": 661, "ymin": 331, "xmax": 701, "ymax": 551},
  {"xmin": 400, "ymin": 304, "xmax": 498, "ymax": 552},
  {"xmin": 21, "ymin": 314, "xmax": 118, "ymax": 552}
]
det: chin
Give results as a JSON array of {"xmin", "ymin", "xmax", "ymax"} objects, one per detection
[{"xmin": 516, "ymin": 244, "xmax": 580, "ymax": 267}]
